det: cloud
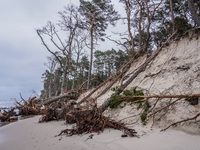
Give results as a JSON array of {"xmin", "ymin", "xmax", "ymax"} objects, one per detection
[
  {"xmin": 0, "ymin": 0, "xmax": 77, "ymax": 100},
  {"xmin": 0, "ymin": 0, "xmax": 123, "ymax": 101}
]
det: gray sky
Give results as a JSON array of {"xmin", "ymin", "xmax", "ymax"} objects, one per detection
[{"xmin": 0, "ymin": 0, "xmax": 125, "ymax": 101}]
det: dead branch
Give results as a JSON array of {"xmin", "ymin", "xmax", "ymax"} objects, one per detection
[
  {"xmin": 161, "ymin": 112, "xmax": 200, "ymax": 131},
  {"xmin": 150, "ymin": 98, "xmax": 181, "ymax": 128}
]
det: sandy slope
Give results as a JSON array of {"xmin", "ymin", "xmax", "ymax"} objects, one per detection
[
  {"xmin": 77, "ymin": 29, "xmax": 200, "ymax": 134},
  {"xmin": 0, "ymin": 116, "xmax": 200, "ymax": 150}
]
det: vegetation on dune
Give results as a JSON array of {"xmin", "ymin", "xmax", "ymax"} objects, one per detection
[{"xmin": 109, "ymin": 87, "xmax": 144, "ymax": 109}]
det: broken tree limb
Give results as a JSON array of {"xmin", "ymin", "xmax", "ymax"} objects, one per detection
[
  {"xmin": 43, "ymin": 93, "xmax": 77, "ymax": 105},
  {"xmin": 118, "ymin": 94, "xmax": 200, "ymax": 99},
  {"xmin": 100, "ymin": 31, "xmax": 178, "ymax": 112}
]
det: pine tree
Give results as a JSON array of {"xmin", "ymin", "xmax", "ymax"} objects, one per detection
[{"xmin": 79, "ymin": 0, "xmax": 118, "ymax": 90}]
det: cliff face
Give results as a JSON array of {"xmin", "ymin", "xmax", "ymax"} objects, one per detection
[
  {"xmin": 78, "ymin": 29, "xmax": 200, "ymax": 134},
  {"xmin": 126, "ymin": 29, "xmax": 200, "ymax": 96}
]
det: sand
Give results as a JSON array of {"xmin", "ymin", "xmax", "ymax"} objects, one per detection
[
  {"xmin": 77, "ymin": 29, "xmax": 200, "ymax": 134},
  {"xmin": 0, "ymin": 116, "xmax": 200, "ymax": 150}
]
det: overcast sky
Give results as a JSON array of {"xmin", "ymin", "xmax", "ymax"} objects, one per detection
[{"xmin": 0, "ymin": 0, "xmax": 125, "ymax": 101}]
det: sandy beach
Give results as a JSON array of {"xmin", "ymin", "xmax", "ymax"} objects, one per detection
[{"xmin": 0, "ymin": 115, "xmax": 199, "ymax": 150}]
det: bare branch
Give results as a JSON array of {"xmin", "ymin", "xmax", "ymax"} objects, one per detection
[{"xmin": 36, "ymin": 29, "xmax": 63, "ymax": 68}]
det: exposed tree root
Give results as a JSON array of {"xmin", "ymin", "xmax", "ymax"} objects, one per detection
[
  {"xmin": 161, "ymin": 112, "xmax": 200, "ymax": 131},
  {"xmin": 111, "ymin": 93, "xmax": 200, "ymax": 132},
  {"xmin": 15, "ymin": 96, "xmax": 45, "ymax": 116},
  {"xmin": 0, "ymin": 108, "xmax": 18, "ymax": 122},
  {"xmin": 58, "ymin": 105, "xmax": 137, "ymax": 137},
  {"xmin": 39, "ymin": 107, "xmax": 58, "ymax": 122}
]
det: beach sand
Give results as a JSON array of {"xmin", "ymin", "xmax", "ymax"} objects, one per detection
[{"xmin": 0, "ymin": 115, "xmax": 200, "ymax": 150}]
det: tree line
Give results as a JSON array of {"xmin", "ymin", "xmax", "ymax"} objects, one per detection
[{"xmin": 37, "ymin": 0, "xmax": 200, "ymax": 99}]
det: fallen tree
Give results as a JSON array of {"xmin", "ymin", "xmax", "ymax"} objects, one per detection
[
  {"xmin": 15, "ymin": 95, "xmax": 45, "ymax": 116},
  {"xmin": 58, "ymin": 104, "xmax": 138, "ymax": 137},
  {"xmin": 100, "ymin": 30, "xmax": 177, "ymax": 112},
  {"xmin": 43, "ymin": 92, "xmax": 78, "ymax": 105},
  {"xmin": 110, "ymin": 92, "xmax": 200, "ymax": 131},
  {"xmin": 0, "ymin": 108, "xmax": 18, "ymax": 122}
]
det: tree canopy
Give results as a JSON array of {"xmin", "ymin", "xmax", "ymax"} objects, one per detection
[{"xmin": 37, "ymin": 0, "xmax": 200, "ymax": 99}]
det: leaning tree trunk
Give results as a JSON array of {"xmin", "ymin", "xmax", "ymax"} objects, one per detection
[
  {"xmin": 43, "ymin": 92, "xmax": 77, "ymax": 105},
  {"xmin": 99, "ymin": 31, "xmax": 177, "ymax": 112}
]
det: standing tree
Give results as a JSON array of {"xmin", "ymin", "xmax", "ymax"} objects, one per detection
[
  {"xmin": 37, "ymin": 4, "xmax": 82, "ymax": 94},
  {"xmin": 79, "ymin": 0, "xmax": 118, "ymax": 90},
  {"xmin": 187, "ymin": 0, "xmax": 200, "ymax": 26},
  {"xmin": 170, "ymin": 0, "xmax": 175, "ymax": 32},
  {"xmin": 119, "ymin": 0, "xmax": 162, "ymax": 54},
  {"xmin": 120, "ymin": 0, "xmax": 135, "ymax": 57},
  {"xmin": 71, "ymin": 30, "xmax": 87, "ymax": 89},
  {"xmin": 43, "ymin": 55, "xmax": 58, "ymax": 98}
]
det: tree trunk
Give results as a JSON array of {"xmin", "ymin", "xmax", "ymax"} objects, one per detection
[
  {"xmin": 125, "ymin": 0, "xmax": 134, "ymax": 57},
  {"xmin": 53, "ymin": 68, "xmax": 62, "ymax": 96},
  {"xmin": 170, "ymin": 0, "xmax": 175, "ymax": 32},
  {"xmin": 118, "ymin": 94, "xmax": 200, "ymax": 99},
  {"xmin": 48, "ymin": 74, "xmax": 52, "ymax": 98},
  {"xmin": 43, "ymin": 93, "xmax": 77, "ymax": 105},
  {"xmin": 138, "ymin": 1, "xmax": 143, "ymax": 53},
  {"xmin": 188, "ymin": 0, "xmax": 200, "ymax": 26},
  {"xmin": 61, "ymin": 63, "xmax": 68, "ymax": 94},
  {"xmin": 87, "ymin": 28, "xmax": 93, "ymax": 90}
]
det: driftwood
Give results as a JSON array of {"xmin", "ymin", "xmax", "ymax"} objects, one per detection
[
  {"xmin": 43, "ymin": 92, "xmax": 78, "ymax": 105},
  {"xmin": 100, "ymin": 31, "xmax": 177, "ymax": 112}
]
